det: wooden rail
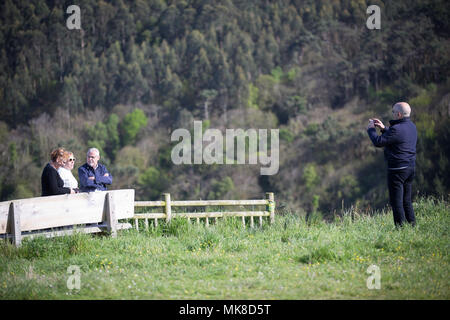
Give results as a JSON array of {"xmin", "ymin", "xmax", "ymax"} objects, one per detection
[
  {"xmin": 133, "ymin": 192, "xmax": 275, "ymax": 231},
  {"xmin": 0, "ymin": 191, "xmax": 276, "ymax": 246}
]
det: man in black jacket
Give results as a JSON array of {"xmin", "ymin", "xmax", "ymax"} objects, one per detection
[{"xmin": 367, "ymin": 102, "xmax": 418, "ymax": 227}]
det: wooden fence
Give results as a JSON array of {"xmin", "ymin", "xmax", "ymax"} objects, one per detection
[
  {"xmin": 133, "ymin": 192, "xmax": 275, "ymax": 231},
  {"xmin": 0, "ymin": 190, "xmax": 276, "ymax": 246}
]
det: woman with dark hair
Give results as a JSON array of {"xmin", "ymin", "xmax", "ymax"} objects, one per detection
[{"xmin": 41, "ymin": 147, "xmax": 75, "ymax": 196}]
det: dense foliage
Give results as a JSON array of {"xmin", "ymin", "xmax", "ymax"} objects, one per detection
[{"xmin": 1, "ymin": 0, "xmax": 449, "ymax": 216}]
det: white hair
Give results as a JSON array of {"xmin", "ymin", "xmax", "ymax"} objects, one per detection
[
  {"xmin": 393, "ymin": 102, "xmax": 411, "ymax": 117},
  {"xmin": 87, "ymin": 148, "xmax": 100, "ymax": 157}
]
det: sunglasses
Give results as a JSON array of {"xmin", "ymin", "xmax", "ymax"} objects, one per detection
[{"xmin": 68, "ymin": 158, "xmax": 76, "ymax": 162}]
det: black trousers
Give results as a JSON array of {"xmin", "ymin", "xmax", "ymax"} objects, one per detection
[{"xmin": 387, "ymin": 166, "xmax": 416, "ymax": 227}]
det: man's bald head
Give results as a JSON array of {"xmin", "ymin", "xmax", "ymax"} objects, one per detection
[{"xmin": 392, "ymin": 102, "xmax": 411, "ymax": 119}]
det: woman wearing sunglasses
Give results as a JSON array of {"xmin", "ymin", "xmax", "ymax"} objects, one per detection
[{"xmin": 58, "ymin": 150, "xmax": 80, "ymax": 193}]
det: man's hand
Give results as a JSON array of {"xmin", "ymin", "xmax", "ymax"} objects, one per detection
[
  {"xmin": 103, "ymin": 173, "xmax": 109, "ymax": 177},
  {"xmin": 88, "ymin": 176, "xmax": 95, "ymax": 180},
  {"xmin": 373, "ymin": 118, "xmax": 385, "ymax": 130}
]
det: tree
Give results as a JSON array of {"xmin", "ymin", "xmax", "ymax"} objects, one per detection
[
  {"xmin": 138, "ymin": 166, "xmax": 168, "ymax": 200},
  {"xmin": 120, "ymin": 108, "xmax": 148, "ymax": 146},
  {"xmin": 303, "ymin": 163, "xmax": 319, "ymax": 193},
  {"xmin": 86, "ymin": 121, "xmax": 108, "ymax": 157},
  {"xmin": 61, "ymin": 76, "xmax": 84, "ymax": 114},
  {"xmin": 105, "ymin": 114, "xmax": 120, "ymax": 160},
  {"xmin": 191, "ymin": 48, "xmax": 212, "ymax": 89},
  {"xmin": 207, "ymin": 177, "xmax": 235, "ymax": 200},
  {"xmin": 200, "ymin": 89, "xmax": 217, "ymax": 120}
]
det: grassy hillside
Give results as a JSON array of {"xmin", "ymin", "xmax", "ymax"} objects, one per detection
[{"xmin": 1, "ymin": 196, "xmax": 448, "ymax": 299}]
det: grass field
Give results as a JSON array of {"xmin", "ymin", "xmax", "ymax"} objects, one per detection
[{"xmin": 0, "ymin": 197, "xmax": 448, "ymax": 300}]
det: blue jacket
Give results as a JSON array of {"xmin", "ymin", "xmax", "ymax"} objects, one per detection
[
  {"xmin": 78, "ymin": 163, "xmax": 113, "ymax": 192},
  {"xmin": 367, "ymin": 117, "xmax": 417, "ymax": 169}
]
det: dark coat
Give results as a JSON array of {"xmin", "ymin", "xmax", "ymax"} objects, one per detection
[
  {"xmin": 78, "ymin": 162, "xmax": 113, "ymax": 192},
  {"xmin": 41, "ymin": 163, "xmax": 71, "ymax": 196},
  {"xmin": 367, "ymin": 117, "xmax": 417, "ymax": 169}
]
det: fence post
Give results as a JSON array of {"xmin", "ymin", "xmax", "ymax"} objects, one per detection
[
  {"xmin": 135, "ymin": 218, "xmax": 139, "ymax": 231},
  {"xmin": 266, "ymin": 192, "xmax": 275, "ymax": 224},
  {"xmin": 164, "ymin": 193, "xmax": 172, "ymax": 223},
  {"xmin": 105, "ymin": 193, "xmax": 117, "ymax": 238},
  {"xmin": 9, "ymin": 202, "xmax": 22, "ymax": 247}
]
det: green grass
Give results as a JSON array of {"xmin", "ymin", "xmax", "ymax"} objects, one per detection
[{"xmin": 0, "ymin": 197, "xmax": 448, "ymax": 299}]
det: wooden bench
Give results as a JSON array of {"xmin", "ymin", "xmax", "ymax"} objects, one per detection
[{"xmin": 0, "ymin": 189, "xmax": 135, "ymax": 247}]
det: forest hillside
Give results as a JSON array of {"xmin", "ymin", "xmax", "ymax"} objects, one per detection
[{"xmin": 0, "ymin": 0, "xmax": 449, "ymax": 217}]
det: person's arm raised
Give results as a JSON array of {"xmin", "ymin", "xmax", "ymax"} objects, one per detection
[
  {"xmin": 368, "ymin": 125, "xmax": 399, "ymax": 147},
  {"xmin": 372, "ymin": 118, "xmax": 385, "ymax": 130}
]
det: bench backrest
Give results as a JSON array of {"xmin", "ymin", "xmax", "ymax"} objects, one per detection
[{"xmin": 0, "ymin": 189, "xmax": 135, "ymax": 234}]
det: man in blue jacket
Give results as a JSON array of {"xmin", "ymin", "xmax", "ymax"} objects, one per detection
[
  {"xmin": 78, "ymin": 148, "xmax": 113, "ymax": 192},
  {"xmin": 367, "ymin": 102, "xmax": 417, "ymax": 227}
]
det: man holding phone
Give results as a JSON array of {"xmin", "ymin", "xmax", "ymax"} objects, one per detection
[{"xmin": 367, "ymin": 102, "xmax": 418, "ymax": 227}]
